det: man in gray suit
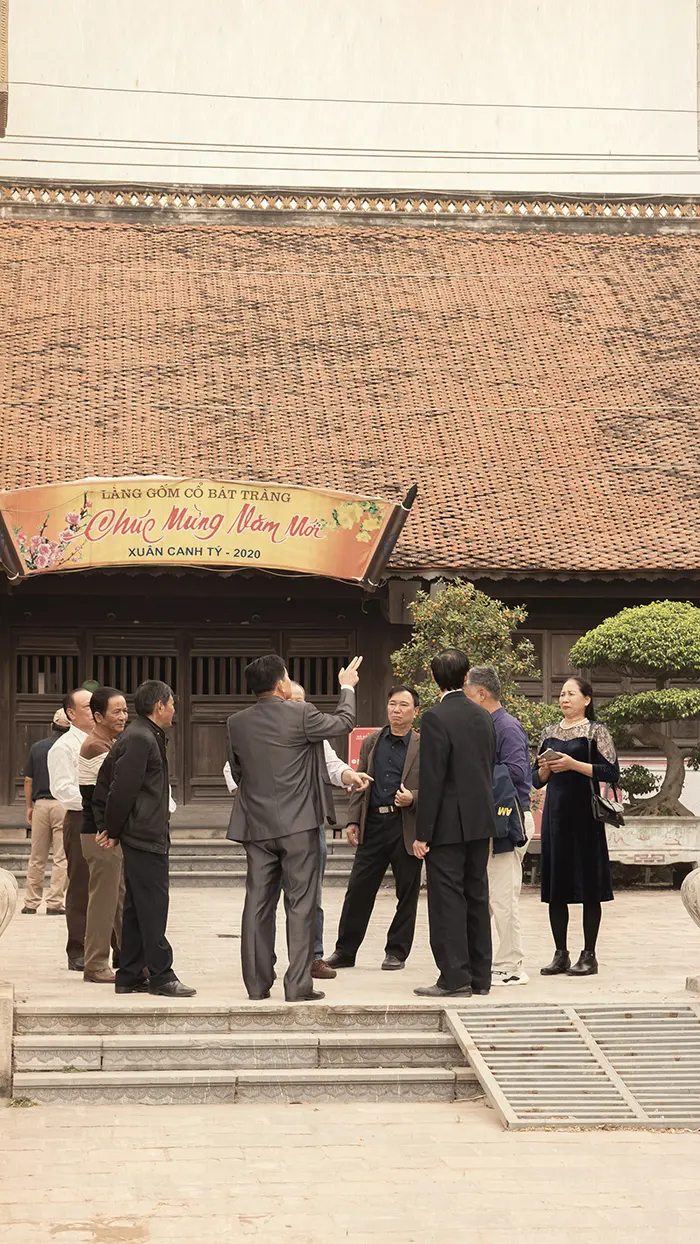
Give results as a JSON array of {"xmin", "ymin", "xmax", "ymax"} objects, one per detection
[{"xmin": 227, "ymin": 652, "xmax": 361, "ymax": 1002}]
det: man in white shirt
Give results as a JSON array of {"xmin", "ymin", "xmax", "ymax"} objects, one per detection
[
  {"xmin": 48, "ymin": 687, "xmax": 94, "ymax": 970},
  {"xmin": 224, "ymin": 685, "xmax": 371, "ymax": 980}
]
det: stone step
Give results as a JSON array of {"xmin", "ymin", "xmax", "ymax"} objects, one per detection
[
  {"xmin": 12, "ymin": 1065, "xmax": 475, "ymax": 1105},
  {"xmin": 15, "ymin": 1002, "xmax": 445, "ymax": 1036},
  {"xmin": 169, "ymin": 869, "xmax": 372, "ymax": 887},
  {"xmin": 169, "ymin": 855, "xmax": 355, "ymax": 872},
  {"xmin": 0, "ymin": 838, "xmax": 356, "ymax": 856},
  {"xmin": 14, "ymin": 1030, "xmax": 463, "ymax": 1072},
  {"xmin": 7, "ymin": 868, "xmax": 365, "ymax": 888},
  {"xmin": 1, "ymin": 852, "xmax": 356, "ymax": 873},
  {"xmin": 3, "ymin": 831, "xmax": 368, "ymax": 887}
]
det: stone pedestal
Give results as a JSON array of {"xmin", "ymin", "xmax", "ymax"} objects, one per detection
[
  {"xmin": 0, "ymin": 982, "xmax": 12, "ymax": 1097},
  {"xmin": 0, "ymin": 866, "xmax": 17, "ymax": 940},
  {"xmin": 0, "ymin": 868, "xmax": 17, "ymax": 1096},
  {"xmin": 680, "ymin": 867, "xmax": 700, "ymax": 993}
]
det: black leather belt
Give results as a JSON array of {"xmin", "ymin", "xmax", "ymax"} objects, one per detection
[{"xmin": 372, "ymin": 805, "xmax": 398, "ymax": 815}]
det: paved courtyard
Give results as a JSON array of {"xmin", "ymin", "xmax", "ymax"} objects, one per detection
[
  {"xmin": 1, "ymin": 888, "xmax": 699, "ymax": 1242},
  {"xmin": 1, "ymin": 885, "xmax": 697, "ymax": 1007}
]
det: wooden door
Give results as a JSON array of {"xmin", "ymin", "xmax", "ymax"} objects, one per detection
[
  {"xmin": 283, "ymin": 629, "xmax": 354, "ymax": 761},
  {"xmin": 187, "ymin": 629, "xmax": 278, "ymax": 802},
  {"xmin": 10, "ymin": 623, "xmax": 357, "ymax": 805},
  {"xmin": 185, "ymin": 627, "xmax": 355, "ymax": 801},
  {"xmin": 11, "ymin": 630, "xmax": 83, "ymax": 802},
  {"xmin": 91, "ymin": 631, "xmax": 181, "ymax": 799}
]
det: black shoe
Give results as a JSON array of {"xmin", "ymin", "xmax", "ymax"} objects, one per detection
[
  {"xmin": 46, "ymin": 907, "xmax": 66, "ymax": 916},
  {"xmin": 540, "ymin": 950, "xmax": 571, "ymax": 976},
  {"xmin": 248, "ymin": 992, "xmax": 271, "ymax": 1001},
  {"xmin": 68, "ymin": 957, "xmax": 85, "ymax": 972},
  {"xmin": 473, "ymin": 987, "xmax": 491, "ymax": 996},
  {"xmin": 286, "ymin": 991, "xmax": 325, "ymax": 1002},
  {"xmin": 567, "ymin": 951, "xmax": 598, "ymax": 977},
  {"xmin": 381, "ymin": 955, "xmax": 405, "ymax": 971},
  {"xmin": 115, "ymin": 980, "xmax": 150, "ymax": 994},
  {"xmin": 148, "ymin": 979, "xmax": 197, "ymax": 998},
  {"xmin": 414, "ymin": 984, "xmax": 473, "ymax": 997},
  {"xmin": 21, "ymin": 907, "xmax": 37, "ymax": 914},
  {"xmin": 324, "ymin": 952, "xmax": 355, "ymax": 969}
]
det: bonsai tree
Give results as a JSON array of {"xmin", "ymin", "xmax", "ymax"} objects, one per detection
[
  {"xmin": 391, "ymin": 579, "xmax": 558, "ymax": 742},
  {"xmin": 617, "ymin": 764, "xmax": 660, "ymax": 802},
  {"xmin": 570, "ymin": 601, "xmax": 700, "ymax": 816}
]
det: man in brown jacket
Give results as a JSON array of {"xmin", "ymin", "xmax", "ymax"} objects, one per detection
[{"xmin": 325, "ymin": 686, "xmax": 421, "ymax": 971}]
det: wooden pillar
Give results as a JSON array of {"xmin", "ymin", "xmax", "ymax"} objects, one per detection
[{"xmin": 0, "ymin": 593, "xmax": 9, "ymax": 805}]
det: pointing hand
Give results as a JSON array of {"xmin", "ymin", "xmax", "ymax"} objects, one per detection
[
  {"xmin": 343, "ymin": 769, "xmax": 373, "ymax": 791},
  {"xmin": 338, "ymin": 656, "xmax": 363, "ymax": 688}
]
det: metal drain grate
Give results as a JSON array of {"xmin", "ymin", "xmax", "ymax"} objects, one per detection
[
  {"xmin": 446, "ymin": 1003, "xmax": 700, "ymax": 1130},
  {"xmin": 578, "ymin": 1006, "xmax": 700, "ymax": 1127}
]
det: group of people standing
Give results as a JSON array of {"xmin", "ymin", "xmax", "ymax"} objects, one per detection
[
  {"xmin": 23, "ymin": 679, "xmax": 195, "ymax": 996},
  {"xmin": 224, "ymin": 647, "xmax": 620, "ymax": 999},
  {"xmin": 21, "ymin": 646, "xmax": 620, "ymax": 1000}
]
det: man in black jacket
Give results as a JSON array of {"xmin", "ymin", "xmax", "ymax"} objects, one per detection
[
  {"xmin": 93, "ymin": 679, "xmax": 195, "ymax": 998},
  {"xmin": 413, "ymin": 649, "xmax": 498, "ymax": 998}
]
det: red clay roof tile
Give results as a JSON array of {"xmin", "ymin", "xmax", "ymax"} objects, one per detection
[{"xmin": 1, "ymin": 218, "xmax": 699, "ymax": 575}]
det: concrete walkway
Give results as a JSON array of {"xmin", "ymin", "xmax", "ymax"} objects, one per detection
[{"xmin": 1, "ymin": 889, "xmax": 699, "ymax": 1243}]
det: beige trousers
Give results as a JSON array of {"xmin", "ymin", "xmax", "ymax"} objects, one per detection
[
  {"xmin": 488, "ymin": 810, "xmax": 535, "ymax": 974},
  {"xmin": 24, "ymin": 800, "xmax": 67, "ymax": 910},
  {"xmin": 80, "ymin": 833, "xmax": 125, "ymax": 974}
]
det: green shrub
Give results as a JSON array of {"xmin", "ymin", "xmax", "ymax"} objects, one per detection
[
  {"xmin": 390, "ymin": 579, "xmax": 556, "ymax": 743},
  {"xmin": 571, "ymin": 601, "xmax": 700, "ymax": 816}
]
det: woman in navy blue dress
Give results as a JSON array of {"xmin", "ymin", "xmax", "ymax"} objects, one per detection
[{"xmin": 533, "ymin": 677, "xmax": 619, "ymax": 977}]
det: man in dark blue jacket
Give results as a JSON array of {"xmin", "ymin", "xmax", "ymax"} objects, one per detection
[{"xmin": 466, "ymin": 666, "xmax": 534, "ymax": 986}]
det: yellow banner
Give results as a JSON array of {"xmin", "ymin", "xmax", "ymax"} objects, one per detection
[{"xmin": 0, "ymin": 477, "xmax": 402, "ymax": 582}]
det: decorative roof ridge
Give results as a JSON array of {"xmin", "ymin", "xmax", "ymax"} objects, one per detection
[
  {"xmin": 3, "ymin": 178, "xmax": 700, "ymax": 228},
  {"xmin": 386, "ymin": 569, "xmax": 700, "ymax": 583}
]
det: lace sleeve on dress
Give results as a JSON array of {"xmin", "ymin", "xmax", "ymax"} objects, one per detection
[{"xmin": 592, "ymin": 723, "xmax": 617, "ymax": 764}]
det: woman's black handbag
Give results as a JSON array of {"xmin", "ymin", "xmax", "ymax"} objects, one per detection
[{"xmin": 587, "ymin": 733, "xmax": 625, "ymax": 828}]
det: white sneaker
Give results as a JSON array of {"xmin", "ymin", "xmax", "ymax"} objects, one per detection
[{"xmin": 493, "ymin": 970, "xmax": 529, "ymax": 986}]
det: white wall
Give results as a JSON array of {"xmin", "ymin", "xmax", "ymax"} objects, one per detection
[{"xmin": 2, "ymin": 0, "xmax": 699, "ymax": 194}]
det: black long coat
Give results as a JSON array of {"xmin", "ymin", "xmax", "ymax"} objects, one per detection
[
  {"xmin": 533, "ymin": 722, "xmax": 619, "ymax": 903},
  {"xmin": 416, "ymin": 691, "xmax": 498, "ymax": 845}
]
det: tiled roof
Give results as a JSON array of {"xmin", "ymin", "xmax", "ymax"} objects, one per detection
[{"xmin": 1, "ymin": 218, "xmax": 699, "ymax": 575}]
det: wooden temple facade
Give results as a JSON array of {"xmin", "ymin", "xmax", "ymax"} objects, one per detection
[{"xmin": 2, "ymin": 187, "xmax": 700, "ymax": 807}]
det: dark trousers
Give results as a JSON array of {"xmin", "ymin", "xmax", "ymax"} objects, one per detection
[
  {"xmin": 115, "ymin": 843, "xmax": 175, "ymax": 989},
  {"xmin": 334, "ymin": 811, "xmax": 422, "ymax": 963},
  {"xmin": 242, "ymin": 828, "xmax": 319, "ymax": 1001},
  {"xmin": 62, "ymin": 809, "xmax": 89, "ymax": 963},
  {"xmin": 272, "ymin": 826, "xmax": 327, "ymax": 963},
  {"xmin": 425, "ymin": 838, "xmax": 492, "ymax": 991}
]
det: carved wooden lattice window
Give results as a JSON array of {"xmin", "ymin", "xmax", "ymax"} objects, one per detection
[
  {"xmin": 16, "ymin": 654, "xmax": 80, "ymax": 696},
  {"xmin": 191, "ymin": 655, "xmax": 259, "ymax": 697},
  {"xmin": 190, "ymin": 651, "xmax": 351, "ymax": 698},
  {"xmin": 286, "ymin": 653, "xmax": 350, "ymax": 698},
  {"xmin": 92, "ymin": 654, "xmax": 178, "ymax": 694}
]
